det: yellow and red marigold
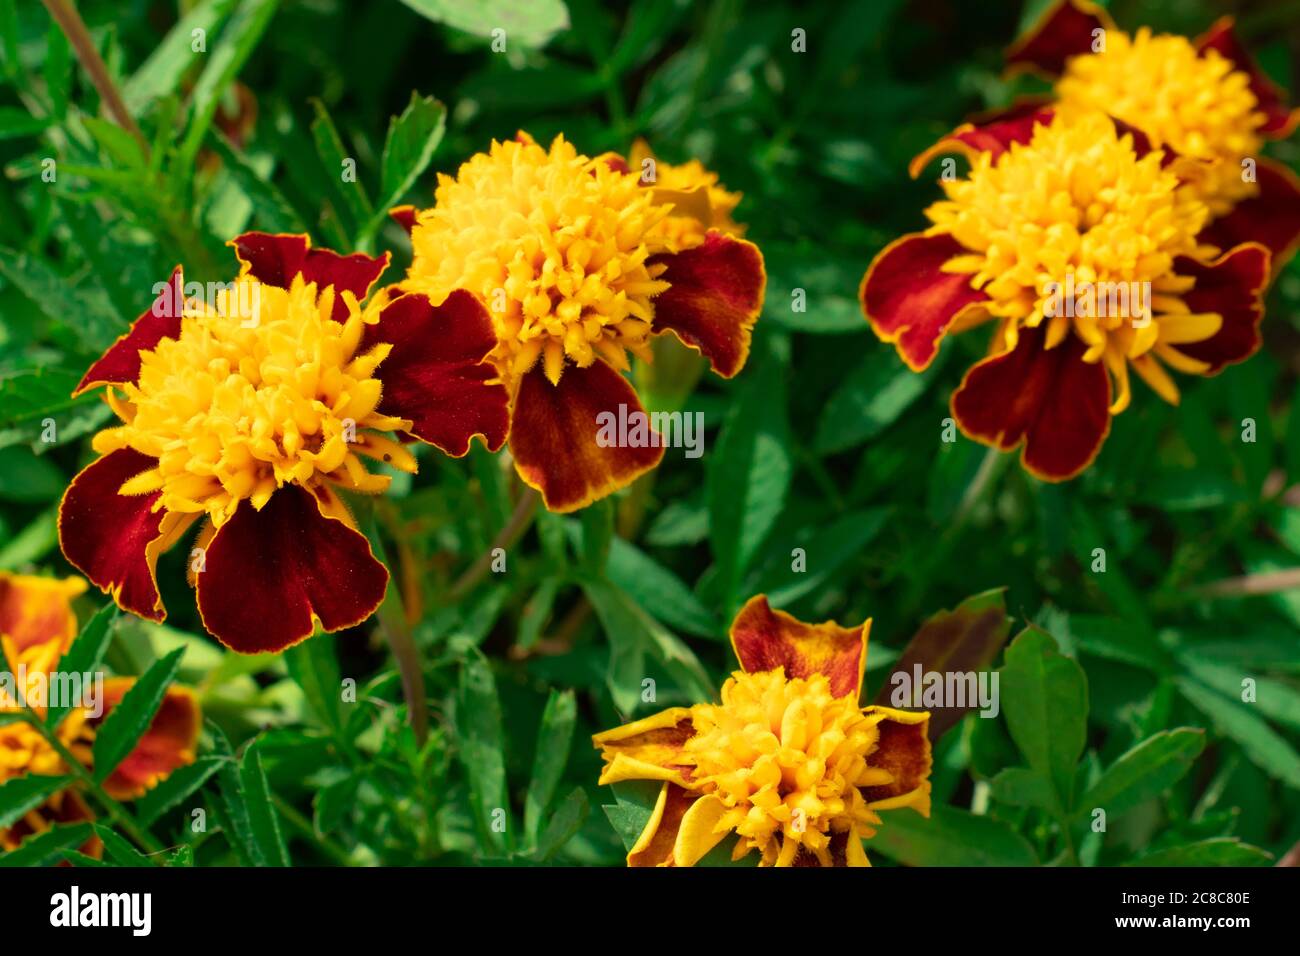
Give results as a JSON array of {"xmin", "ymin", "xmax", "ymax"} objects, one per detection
[
  {"xmin": 593, "ymin": 596, "xmax": 931, "ymax": 867},
  {"xmin": 0, "ymin": 572, "xmax": 199, "ymax": 857},
  {"xmin": 865, "ymin": 108, "xmax": 1269, "ymax": 480},
  {"xmin": 59, "ymin": 233, "xmax": 510, "ymax": 653},
  {"xmin": 393, "ymin": 131, "xmax": 766, "ymax": 513},
  {"xmin": 1007, "ymin": 0, "xmax": 1300, "ymax": 270}
]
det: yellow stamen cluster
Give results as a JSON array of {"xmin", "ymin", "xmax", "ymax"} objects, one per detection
[
  {"xmin": 683, "ymin": 668, "xmax": 893, "ymax": 867},
  {"xmin": 401, "ymin": 135, "xmax": 677, "ymax": 390},
  {"xmin": 91, "ymin": 275, "xmax": 416, "ymax": 529},
  {"xmin": 927, "ymin": 111, "xmax": 1221, "ymax": 411},
  {"xmin": 634, "ymin": 144, "xmax": 744, "ymax": 251},
  {"xmin": 1057, "ymin": 29, "xmax": 1264, "ymax": 216}
]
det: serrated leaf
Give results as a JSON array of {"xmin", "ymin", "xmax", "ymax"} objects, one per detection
[
  {"xmin": 365, "ymin": 91, "xmax": 445, "ymax": 239},
  {"xmin": 524, "ymin": 689, "xmax": 576, "ymax": 844},
  {"xmin": 239, "ymin": 739, "xmax": 290, "ymax": 866},
  {"xmin": 1124, "ymin": 837, "xmax": 1272, "ymax": 867},
  {"xmin": 92, "ymin": 648, "xmax": 185, "ymax": 784},
  {"xmin": 135, "ymin": 757, "xmax": 225, "ymax": 827},
  {"xmin": 284, "ymin": 633, "xmax": 343, "ymax": 737},
  {"xmin": 455, "ymin": 650, "xmax": 510, "ymax": 855},
  {"xmin": 124, "ymin": 0, "xmax": 240, "ymax": 114},
  {"xmin": 0, "ymin": 774, "xmax": 72, "ymax": 830},
  {"xmin": 93, "ymin": 824, "xmax": 153, "ymax": 867},
  {"xmin": 0, "ymin": 822, "xmax": 93, "ymax": 866},
  {"xmin": 309, "ymin": 98, "xmax": 372, "ymax": 232},
  {"xmin": 46, "ymin": 602, "xmax": 117, "ymax": 730},
  {"xmin": 1078, "ymin": 729, "xmax": 1205, "ymax": 819},
  {"xmin": 1177, "ymin": 678, "xmax": 1300, "ymax": 787}
]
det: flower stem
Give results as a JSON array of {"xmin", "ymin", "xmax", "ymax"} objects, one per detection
[{"xmin": 448, "ymin": 487, "xmax": 540, "ymax": 601}]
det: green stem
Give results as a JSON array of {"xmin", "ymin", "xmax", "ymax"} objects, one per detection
[
  {"xmin": 448, "ymin": 487, "xmax": 540, "ymax": 600},
  {"xmin": 271, "ymin": 795, "xmax": 352, "ymax": 866}
]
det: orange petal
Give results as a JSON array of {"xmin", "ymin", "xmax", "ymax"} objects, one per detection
[
  {"xmin": 95, "ymin": 678, "xmax": 200, "ymax": 800},
  {"xmin": 509, "ymin": 361, "xmax": 664, "ymax": 513},
  {"xmin": 592, "ymin": 707, "xmax": 696, "ymax": 788},
  {"xmin": 860, "ymin": 706, "xmax": 933, "ymax": 815},
  {"xmin": 0, "ymin": 572, "xmax": 86, "ymax": 656},
  {"xmin": 729, "ymin": 595, "xmax": 868, "ymax": 700},
  {"xmin": 861, "ymin": 233, "xmax": 989, "ymax": 371}
]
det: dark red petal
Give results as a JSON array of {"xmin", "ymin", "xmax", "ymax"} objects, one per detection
[
  {"xmin": 363, "ymin": 291, "xmax": 510, "ymax": 455},
  {"xmin": 58, "ymin": 449, "xmax": 167, "ymax": 622},
  {"xmin": 1199, "ymin": 159, "xmax": 1300, "ymax": 275},
  {"xmin": 649, "ymin": 231, "xmax": 765, "ymax": 378},
  {"xmin": 730, "ymin": 595, "xmax": 868, "ymax": 700},
  {"xmin": 951, "ymin": 325, "xmax": 1111, "ymax": 482},
  {"xmin": 196, "ymin": 484, "xmax": 389, "ymax": 653},
  {"xmin": 509, "ymin": 361, "xmax": 664, "ymax": 513},
  {"xmin": 860, "ymin": 232, "xmax": 988, "ymax": 371},
  {"xmin": 229, "ymin": 232, "xmax": 389, "ymax": 320},
  {"xmin": 74, "ymin": 267, "xmax": 184, "ymax": 396},
  {"xmin": 1005, "ymin": 0, "xmax": 1115, "ymax": 77},
  {"xmin": 97, "ymin": 679, "xmax": 200, "ymax": 800},
  {"xmin": 1173, "ymin": 243, "xmax": 1271, "ymax": 373},
  {"xmin": 1196, "ymin": 17, "xmax": 1299, "ymax": 138},
  {"xmin": 909, "ymin": 102, "xmax": 1054, "ymax": 178},
  {"xmin": 390, "ymin": 204, "xmax": 418, "ymax": 234}
]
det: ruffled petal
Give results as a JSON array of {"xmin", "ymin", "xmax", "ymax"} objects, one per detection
[
  {"xmin": 195, "ymin": 483, "xmax": 389, "ymax": 653},
  {"xmin": 649, "ymin": 231, "xmax": 765, "ymax": 378},
  {"xmin": 74, "ymin": 267, "xmax": 184, "ymax": 396},
  {"xmin": 95, "ymin": 678, "xmax": 200, "ymax": 800},
  {"xmin": 509, "ymin": 361, "xmax": 664, "ymax": 513},
  {"xmin": 729, "ymin": 595, "xmax": 868, "ymax": 700},
  {"xmin": 951, "ymin": 325, "xmax": 1112, "ymax": 481},
  {"xmin": 1199, "ymin": 160, "xmax": 1300, "ymax": 275},
  {"xmin": 1195, "ymin": 17, "xmax": 1300, "ymax": 138},
  {"xmin": 909, "ymin": 102, "xmax": 1054, "ymax": 179},
  {"xmin": 389, "ymin": 204, "xmax": 418, "ymax": 234},
  {"xmin": 0, "ymin": 572, "xmax": 86, "ymax": 655},
  {"xmin": 860, "ymin": 232, "xmax": 989, "ymax": 371},
  {"xmin": 362, "ymin": 291, "xmax": 510, "ymax": 455},
  {"xmin": 592, "ymin": 707, "xmax": 696, "ymax": 788},
  {"xmin": 1171, "ymin": 243, "xmax": 1271, "ymax": 374},
  {"xmin": 228, "ymin": 232, "xmax": 389, "ymax": 320},
  {"xmin": 860, "ymin": 706, "xmax": 933, "ymax": 814},
  {"xmin": 627, "ymin": 781, "xmax": 696, "ymax": 867},
  {"xmin": 58, "ymin": 449, "xmax": 169, "ymax": 622},
  {"xmin": 1005, "ymin": 0, "xmax": 1116, "ymax": 77}
]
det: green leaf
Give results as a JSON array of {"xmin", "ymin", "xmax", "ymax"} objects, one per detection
[
  {"xmin": 82, "ymin": 117, "xmax": 147, "ymax": 169},
  {"xmin": 998, "ymin": 628, "xmax": 1088, "ymax": 815},
  {"xmin": 532, "ymin": 787, "xmax": 587, "ymax": 862},
  {"xmin": 360, "ymin": 91, "xmax": 445, "ymax": 242},
  {"xmin": 93, "ymin": 825, "xmax": 153, "ymax": 867},
  {"xmin": 124, "ymin": 0, "xmax": 240, "ymax": 114},
  {"xmin": 1078, "ymin": 729, "xmax": 1205, "ymax": 818},
  {"xmin": 866, "ymin": 805, "xmax": 1038, "ymax": 867},
  {"xmin": 206, "ymin": 133, "xmax": 307, "ymax": 232},
  {"xmin": 0, "ymin": 247, "xmax": 122, "ymax": 348},
  {"xmin": 1124, "ymin": 838, "xmax": 1272, "ymax": 867},
  {"xmin": 0, "ymin": 507, "xmax": 58, "ymax": 570},
  {"xmin": 46, "ymin": 602, "xmax": 117, "ymax": 730},
  {"xmin": 602, "ymin": 779, "xmax": 661, "ymax": 851},
  {"xmin": 43, "ymin": 21, "xmax": 70, "ymax": 119},
  {"xmin": 760, "ymin": 507, "xmax": 890, "ymax": 606},
  {"xmin": 1177, "ymin": 678, "xmax": 1300, "ymax": 787},
  {"xmin": 399, "ymin": 0, "xmax": 570, "ymax": 48},
  {"xmin": 576, "ymin": 498, "xmax": 614, "ymax": 572},
  {"xmin": 0, "ymin": 446, "xmax": 66, "ymax": 502},
  {"xmin": 516, "ymin": 578, "xmax": 560, "ymax": 651},
  {"xmin": 0, "ymin": 823, "xmax": 93, "ymax": 866},
  {"xmin": 815, "ymin": 348, "xmax": 945, "ymax": 454},
  {"xmin": 0, "ymin": 106, "xmax": 48, "ymax": 140},
  {"xmin": 313, "ymin": 773, "xmax": 359, "ymax": 835},
  {"xmin": 455, "ymin": 650, "xmax": 511, "ymax": 855},
  {"xmin": 284, "ymin": 634, "xmax": 343, "ymax": 737},
  {"xmin": 135, "ymin": 757, "xmax": 225, "ymax": 827},
  {"xmin": 309, "ymin": 98, "xmax": 373, "ymax": 232},
  {"xmin": 524, "ymin": 689, "xmax": 576, "ymax": 844},
  {"xmin": 92, "ymin": 648, "xmax": 185, "ymax": 783},
  {"xmin": 0, "ymin": 774, "xmax": 72, "ymax": 830},
  {"xmin": 990, "ymin": 767, "xmax": 1056, "ymax": 811},
  {"xmin": 239, "ymin": 739, "xmax": 291, "ymax": 866}
]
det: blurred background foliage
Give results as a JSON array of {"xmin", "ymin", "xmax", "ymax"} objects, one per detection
[{"xmin": 0, "ymin": 0, "xmax": 1297, "ymax": 866}]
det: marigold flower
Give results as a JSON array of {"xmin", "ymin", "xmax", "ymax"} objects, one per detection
[
  {"xmin": 1006, "ymin": 0, "xmax": 1300, "ymax": 270},
  {"xmin": 0, "ymin": 572, "xmax": 200, "ymax": 857},
  {"xmin": 865, "ymin": 109, "xmax": 1270, "ymax": 480},
  {"xmin": 395, "ymin": 132, "xmax": 766, "ymax": 512},
  {"xmin": 59, "ymin": 233, "xmax": 510, "ymax": 653},
  {"xmin": 593, "ymin": 596, "xmax": 931, "ymax": 867}
]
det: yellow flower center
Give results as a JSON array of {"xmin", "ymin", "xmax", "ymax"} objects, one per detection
[
  {"xmin": 401, "ymin": 135, "xmax": 676, "ymax": 389},
  {"xmin": 1057, "ymin": 29, "xmax": 1264, "ymax": 216},
  {"xmin": 927, "ymin": 110, "xmax": 1220, "ymax": 411},
  {"xmin": 684, "ymin": 668, "xmax": 895, "ymax": 867},
  {"xmin": 640, "ymin": 155, "xmax": 743, "ymax": 250},
  {"xmin": 91, "ymin": 275, "xmax": 416, "ymax": 528}
]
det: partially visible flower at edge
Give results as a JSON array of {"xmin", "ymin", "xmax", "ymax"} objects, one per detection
[
  {"xmin": 0, "ymin": 571, "xmax": 200, "ymax": 858},
  {"xmin": 391, "ymin": 131, "xmax": 766, "ymax": 513},
  {"xmin": 593, "ymin": 596, "xmax": 931, "ymax": 867},
  {"xmin": 58, "ymin": 233, "xmax": 510, "ymax": 653}
]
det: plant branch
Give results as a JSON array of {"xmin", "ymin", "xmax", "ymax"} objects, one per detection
[{"xmin": 448, "ymin": 487, "xmax": 540, "ymax": 601}]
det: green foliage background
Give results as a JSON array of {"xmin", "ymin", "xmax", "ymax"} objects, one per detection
[{"xmin": 0, "ymin": 0, "xmax": 1297, "ymax": 867}]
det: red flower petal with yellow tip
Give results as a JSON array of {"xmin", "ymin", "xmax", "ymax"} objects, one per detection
[
  {"xmin": 1195, "ymin": 17, "xmax": 1300, "ymax": 138},
  {"xmin": 0, "ymin": 572, "xmax": 86, "ymax": 655},
  {"xmin": 1199, "ymin": 162, "xmax": 1300, "ymax": 274},
  {"xmin": 58, "ymin": 448, "xmax": 170, "ymax": 622},
  {"xmin": 860, "ymin": 233, "xmax": 989, "ymax": 371},
  {"xmin": 859, "ymin": 706, "xmax": 933, "ymax": 813},
  {"xmin": 592, "ymin": 708, "xmax": 696, "ymax": 788},
  {"xmin": 1005, "ymin": 0, "xmax": 1115, "ymax": 77},
  {"xmin": 196, "ymin": 483, "xmax": 389, "ymax": 654},
  {"xmin": 951, "ymin": 325, "xmax": 1112, "ymax": 482},
  {"xmin": 1171, "ymin": 243, "xmax": 1271, "ymax": 374},
  {"xmin": 909, "ymin": 102, "xmax": 1054, "ymax": 179},
  {"xmin": 95, "ymin": 678, "xmax": 200, "ymax": 800},
  {"xmin": 389, "ymin": 204, "xmax": 418, "ymax": 234},
  {"xmin": 509, "ymin": 361, "xmax": 664, "ymax": 514},
  {"xmin": 362, "ymin": 291, "xmax": 510, "ymax": 456},
  {"xmin": 730, "ymin": 594, "xmax": 868, "ymax": 700},
  {"xmin": 648, "ymin": 231, "xmax": 764, "ymax": 378},
  {"xmin": 74, "ymin": 266, "xmax": 184, "ymax": 397},
  {"xmin": 229, "ymin": 231, "xmax": 389, "ymax": 321}
]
